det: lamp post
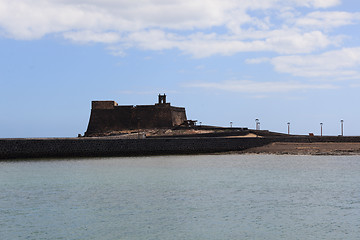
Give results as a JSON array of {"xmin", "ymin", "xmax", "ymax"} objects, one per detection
[
  {"xmin": 287, "ymin": 122, "xmax": 290, "ymax": 135},
  {"xmin": 255, "ymin": 119, "xmax": 260, "ymax": 130},
  {"xmin": 320, "ymin": 123, "xmax": 323, "ymax": 136},
  {"xmin": 341, "ymin": 120, "xmax": 344, "ymax": 136}
]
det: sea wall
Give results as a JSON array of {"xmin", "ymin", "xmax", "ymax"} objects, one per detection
[
  {"xmin": 0, "ymin": 137, "xmax": 272, "ymax": 160},
  {"xmin": 1, "ymin": 136, "xmax": 360, "ymax": 160}
]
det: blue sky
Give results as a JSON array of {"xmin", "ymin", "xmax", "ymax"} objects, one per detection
[{"xmin": 1, "ymin": 0, "xmax": 360, "ymax": 138}]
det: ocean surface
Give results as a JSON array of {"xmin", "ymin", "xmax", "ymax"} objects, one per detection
[{"xmin": 0, "ymin": 155, "xmax": 359, "ymax": 240}]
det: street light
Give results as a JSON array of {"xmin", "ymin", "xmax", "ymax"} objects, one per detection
[
  {"xmin": 341, "ymin": 120, "xmax": 344, "ymax": 136},
  {"xmin": 255, "ymin": 119, "xmax": 260, "ymax": 130},
  {"xmin": 287, "ymin": 122, "xmax": 290, "ymax": 135},
  {"xmin": 320, "ymin": 123, "xmax": 323, "ymax": 136}
]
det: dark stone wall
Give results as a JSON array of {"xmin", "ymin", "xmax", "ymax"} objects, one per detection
[
  {"xmin": 0, "ymin": 137, "xmax": 272, "ymax": 160},
  {"xmin": 171, "ymin": 107, "xmax": 187, "ymax": 126},
  {"xmin": 85, "ymin": 104, "xmax": 187, "ymax": 136},
  {"xmin": 86, "ymin": 106, "xmax": 133, "ymax": 134},
  {"xmin": 92, "ymin": 101, "xmax": 118, "ymax": 109},
  {"xmin": 1, "ymin": 136, "xmax": 360, "ymax": 160},
  {"xmin": 134, "ymin": 105, "xmax": 173, "ymax": 129}
]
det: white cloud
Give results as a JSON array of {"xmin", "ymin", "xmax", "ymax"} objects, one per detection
[
  {"xmin": 271, "ymin": 47, "xmax": 360, "ymax": 79},
  {"xmin": 0, "ymin": 0, "xmax": 356, "ymax": 57},
  {"xmin": 120, "ymin": 29, "xmax": 335, "ymax": 58},
  {"xmin": 262, "ymin": 30, "xmax": 333, "ymax": 54},
  {"xmin": 186, "ymin": 80, "xmax": 337, "ymax": 93},
  {"xmin": 64, "ymin": 31, "xmax": 121, "ymax": 44},
  {"xmin": 294, "ymin": 0, "xmax": 341, "ymax": 8},
  {"xmin": 106, "ymin": 45, "xmax": 128, "ymax": 57},
  {"xmin": 127, "ymin": 30, "xmax": 179, "ymax": 51},
  {"xmin": 246, "ymin": 57, "xmax": 271, "ymax": 64},
  {"xmin": 296, "ymin": 11, "xmax": 360, "ymax": 30}
]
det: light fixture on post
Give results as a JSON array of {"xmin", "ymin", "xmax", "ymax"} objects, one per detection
[
  {"xmin": 320, "ymin": 123, "xmax": 323, "ymax": 136},
  {"xmin": 255, "ymin": 119, "xmax": 260, "ymax": 130},
  {"xmin": 341, "ymin": 120, "xmax": 344, "ymax": 136},
  {"xmin": 287, "ymin": 122, "xmax": 290, "ymax": 135}
]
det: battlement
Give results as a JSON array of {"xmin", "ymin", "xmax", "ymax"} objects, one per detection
[
  {"xmin": 155, "ymin": 94, "xmax": 170, "ymax": 106},
  {"xmin": 92, "ymin": 101, "xmax": 118, "ymax": 109},
  {"xmin": 85, "ymin": 94, "xmax": 187, "ymax": 136}
]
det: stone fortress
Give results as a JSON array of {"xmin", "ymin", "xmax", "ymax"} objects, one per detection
[
  {"xmin": 2, "ymin": 94, "xmax": 360, "ymax": 160},
  {"xmin": 85, "ymin": 94, "xmax": 188, "ymax": 136}
]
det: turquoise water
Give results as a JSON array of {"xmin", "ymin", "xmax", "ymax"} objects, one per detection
[{"xmin": 0, "ymin": 155, "xmax": 359, "ymax": 239}]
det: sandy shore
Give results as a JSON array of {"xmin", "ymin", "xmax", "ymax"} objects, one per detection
[{"xmin": 241, "ymin": 142, "xmax": 360, "ymax": 155}]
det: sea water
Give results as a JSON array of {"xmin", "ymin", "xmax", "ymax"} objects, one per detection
[{"xmin": 0, "ymin": 155, "xmax": 359, "ymax": 240}]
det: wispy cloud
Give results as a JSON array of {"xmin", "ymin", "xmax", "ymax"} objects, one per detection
[
  {"xmin": 63, "ymin": 31, "xmax": 121, "ymax": 44},
  {"xmin": 271, "ymin": 47, "xmax": 360, "ymax": 79},
  {"xmin": 246, "ymin": 47, "xmax": 360, "ymax": 80},
  {"xmin": 185, "ymin": 80, "xmax": 338, "ymax": 93},
  {"xmin": 295, "ymin": 11, "xmax": 360, "ymax": 30},
  {"xmin": 245, "ymin": 57, "xmax": 271, "ymax": 64},
  {"xmin": 117, "ymin": 90, "xmax": 178, "ymax": 95}
]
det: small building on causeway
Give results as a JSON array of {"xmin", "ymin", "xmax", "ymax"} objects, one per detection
[{"xmin": 85, "ymin": 94, "xmax": 187, "ymax": 136}]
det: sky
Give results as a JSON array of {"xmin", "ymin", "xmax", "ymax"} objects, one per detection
[{"xmin": 1, "ymin": 0, "xmax": 360, "ymax": 138}]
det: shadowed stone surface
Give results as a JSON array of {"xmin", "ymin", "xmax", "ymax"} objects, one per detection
[{"xmin": 85, "ymin": 95, "xmax": 187, "ymax": 136}]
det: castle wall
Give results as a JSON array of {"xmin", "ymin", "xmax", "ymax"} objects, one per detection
[
  {"xmin": 86, "ymin": 106, "xmax": 133, "ymax": 134},
  {"xmin": 85, "ymin": 102, "xmax": 187, "ymax": 136},
  {"xmin": 92, "ymin": 101, "xmax": 118, "ymax": 109},
  {"xmin": 171, "ymin": 107, "xmax": 187, "ymax": 126},
  {"xmin": 134, "ymin": 105, "xmax": 173, "ymax": 129}
]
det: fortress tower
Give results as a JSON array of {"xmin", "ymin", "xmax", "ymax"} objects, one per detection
[{"xmin": 85, "ymin": 94, "xmax": 187, "ymax": 136}]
